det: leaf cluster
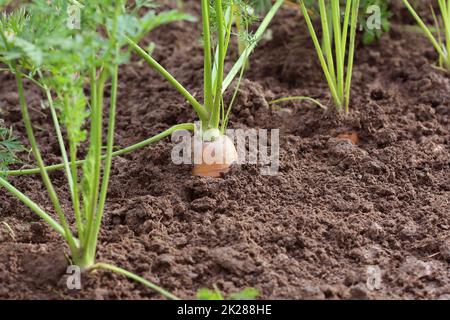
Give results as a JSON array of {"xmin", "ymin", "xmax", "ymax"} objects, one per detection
[
  {"xmin": 0, "ymin": 121, "xmax": 23, "ymax": 173},
  {"xmin": 197, "ymin": 287, "xmax": 260, "ymax": 300}
]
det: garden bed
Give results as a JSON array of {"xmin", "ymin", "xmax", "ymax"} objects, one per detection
[{"xmin": 0, "ymin": 0, "xmax": 449, "ymax": 299}]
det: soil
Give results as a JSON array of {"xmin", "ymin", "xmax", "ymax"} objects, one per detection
[{"xmin": 0, "ymin": 0, "xmax": 449, "ymax": 300}]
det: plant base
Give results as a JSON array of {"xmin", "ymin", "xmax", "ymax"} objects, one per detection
[{"xmin": 192, "ymin": 135, "xmax": 238, "ymax": 178}]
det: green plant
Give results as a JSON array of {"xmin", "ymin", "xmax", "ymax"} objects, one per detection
[
  {"xmin": 0, "ymin": 121, "xmax": 24, "ymax": 173},
  {"xmin": 125, "ymin": 0, "xmax": 283, "ymax": 176},
  {"xmin": 303, "ymin": 0, "xmax": 390, "ymax": 45},
  {"xmin": 4, "ymin": 0, "xmax": 283, "ymax": 178},
  {"xmin": 403, "ymin": 0, "xmax": 450, "ymax": 71},
  {"xmin": 197, "ymin": 286, "xmax": 259, "ymax": 300},
  {"xmin": 0, "ymin": 0, "xmax": 191, "ymax": 299},
  {"xmin": 235, "ymin": 2, "xmax": 256, "ymax": 69},
  {"xmin": 300, "ymin": 0, "xmax": 360, "ymax": 113}
]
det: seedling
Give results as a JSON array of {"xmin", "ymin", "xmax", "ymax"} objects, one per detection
[
  {"xmin": 0, "ymin": 0, "xmax": 191, "ymax": 299},
  {"xmin": 0, "ymin": 121, "xmax": 24, "ymax": 173},
  {"xmin": 126, "ymin": 0, "xmax": 284, "ymax": 177},
  {"xmin": 403, "ymin": 0, "xmax": 450, "ymax": 71},
  {"xmin": 4, "ymin": 0, "xmax": 283, "ymax": 178},
  {"xmin": 303, "ymin": 0, "xmax": 390, "ymax": 45},
  {"xmin": 300, "ymin": 0, "xmax": 360, "ymax": 113}
]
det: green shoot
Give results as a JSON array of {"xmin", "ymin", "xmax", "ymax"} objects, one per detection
[
  {"xmin": 5, "ymin": 123, "xmax": 195, "ymax": 176},
  {"xmin": 91, "ymin": 263, "xmax": 180, "ymax": 300},
  {"xmin": 2, "ymin": 1, "xmax": 283, "ymax": 179},
  {"xmin": 197, "ymin": 286, "xmax": 259, "ymax": 300},
  {"xmin": 269, "ymin": 96, "xmax": 328, "ymax": 110},
  {"xmin": 300, "ymin": 0, "xmax": 360, "ymax": 113},
  {"xmin": 0, "ymin": 0, "xmax": 190, "ymax": 298},
  {"xmin": 403, "ymin": 0, "xmax": 450, "ymax": 71}
]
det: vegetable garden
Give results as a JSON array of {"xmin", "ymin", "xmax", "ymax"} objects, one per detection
[{"xmin": 0, "ymin": 0, "xmax": 449, "ymax": 300}]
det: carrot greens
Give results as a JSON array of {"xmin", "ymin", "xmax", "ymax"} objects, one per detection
[
  {"xmin": 126, "ymin": 0, "xmax": 283, "ymax": 139},
  {"xmin": 403, "ymin": 0, "xmax": 450, "ymax": 71},
  {"xmin": 0, "ymin": 0, "xmax": 191, "ymax": 299},
  {"xmin": 0, "ymin": 121, "xmax": 24, "ymax": 173},
  {"xmin": 300, "ymin": 0, "xmax": 360, "ymax": 113}
]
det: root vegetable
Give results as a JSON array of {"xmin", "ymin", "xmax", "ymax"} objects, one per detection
[{"xmin": 192, "ymin": 135, "xmax": 238, "ymax": 177}]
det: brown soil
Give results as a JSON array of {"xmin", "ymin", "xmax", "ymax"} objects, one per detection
[{"xmin": 0, "ymin": 1, "xmax": 449, "ymax": 300}]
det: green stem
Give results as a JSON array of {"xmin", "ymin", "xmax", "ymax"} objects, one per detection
[
  {"xmin": 341, "ymin": 0, "xmax": 352, "ymax": 61},
  {"xmin": 48, "ymin": 86, "xmax": 86, "ymax": 244},
  {"xmin": 83, "ymin": 67, "xmax": 98, "ymax": 223},
  {"xmin": 222, "ymin": 45, "xmax": 248, "ymax": 133},
  {"xmin": 45, "ymin": 86, "xmax": 74, "ymax": 194},
  {"xmin": 125, "ymin": 36, "xmax": 209, "ymax": 123},
  {"xmin": 47, "ymin": 86, "xmax": 85, "ymax": 243},
  {"xmin": 269, "ymin": 96, "xmax": 328, "ymax": 110},
  {"xmin": 201, "ymin": 0, "xmax": 214, "ymax": 113},
  {"xmin": 331, "ymin": 0, "xmax": 344, "ymax": 109},
  {"xmin": 85, "ymin": 1, "xmax": 123, "ymax": 264},
  {"xmin": 6, "ymin": 123, "xmax": 196, "ymax": 176},
  {"xmin": 91, "ymin": 263, "xmax": 180, "ymax": 300},
  {"xmin": 69, "ymin": 140, "xmax": 84, "ymax": 244},
  {"xmin": 403, "ymin": 0, "xmax": 447, "ymax": 61},
  {"xmin": 345, "ymin": 0, "xmax": 359, "ymax": 113},
  {"xmin": 441, "ymin": 0, "xmax": 450, "ymax": 68},
  {"xmin": 431, "ymin": 5, "xmax": 444, "ymax": 68},
  {"xmin": 222, "ymin": 0, "xmax": 283, "ymax": 93},
  {"xmin": 0, "ymin": 176, "xmax": 66, "ymax": 238},
  {"xmin": 319, "ymin": 0, "xmax": 336, "ymax": 86},
  {"xmin": 300, "ymin": 0, "xmax": 341, "ymax": 108},
  {"xmin": 13, "ymin": 69, "xmax": 78, "ymax": 254},
  {"xmin": 87, "ymin": 64, "xmax": 119, "ymax": 263},
  {"xmin": 210, "ymin": 0, "xmax": 225, "ymax": 129},
  {"xmin": 212, "ymin": 6, "xmax": 233, "ymax": 93},
  {"xmin": 83, "ymin": 69, "xmax": 107, "ymax": 252}
]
